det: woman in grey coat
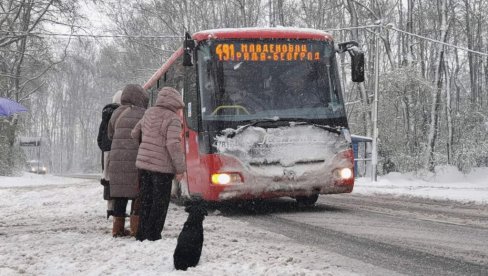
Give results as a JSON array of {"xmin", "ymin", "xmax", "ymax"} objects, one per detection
[{"xmin": 108, "ymin": 84, "xmax": 148, "ymax": 237}]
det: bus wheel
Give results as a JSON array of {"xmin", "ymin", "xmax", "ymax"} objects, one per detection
[{"xmin": 295, "ymin": 194, "xmax": 319, "ymax": 206}]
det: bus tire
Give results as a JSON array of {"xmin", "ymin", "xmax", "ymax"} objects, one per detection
[{"xmin": 295, "ymin": 194, "xmax": 319, "ymax": 206}]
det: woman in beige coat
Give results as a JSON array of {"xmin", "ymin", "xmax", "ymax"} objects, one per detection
[
  {"xmin": 108, "ymin": 84, "xmax": 148, "ymax": 237},
  {"xmin": 131, "ymin": 87, "xmax": 186, "ymax": 241}
]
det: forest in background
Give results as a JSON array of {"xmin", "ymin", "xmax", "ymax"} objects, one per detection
[{"xmin": 1, "ymin": 0, "xmax": 488, "ymax": 176}]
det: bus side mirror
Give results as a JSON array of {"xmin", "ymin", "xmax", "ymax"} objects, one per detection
[
  {"xmin": 337, "ymin": 41, "xmax": 365, "ymax": 83},
  {"xmin": 351, "ymin": 50, "xmax": 365, "ymax": 83},
  {"xmin": 183, "ymin": 32, "xmax": 195, "ymax": 67}
]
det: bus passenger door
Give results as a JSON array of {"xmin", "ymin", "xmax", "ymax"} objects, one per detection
[
  {"xmin": 180, "ymin": 66, "xmax": 203, "ymax": 200},
  {"xmin": 173, "ymin": 111, "xmax": 200, "ymax": 200},
  {"xmin": 183, "ymin": 124, "xmax": 203, "ymax": 198}
]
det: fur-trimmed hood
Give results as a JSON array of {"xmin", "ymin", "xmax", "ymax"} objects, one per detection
[
  {"xmin": 121, "ymin": 84, "xmax": 148, "ymax": 108},
  {"xmin": 155, "ymin": 87, "xmax": 184, "ymax": 112}
]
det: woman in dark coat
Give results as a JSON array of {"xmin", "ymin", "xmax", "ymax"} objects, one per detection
[
  {"xmin": 107, "ymin": 84, "xmax": 148, "ymax": 237},
  {"xmin": 97, "ymin": 90, "xmax": 121, "ymax": 219}
]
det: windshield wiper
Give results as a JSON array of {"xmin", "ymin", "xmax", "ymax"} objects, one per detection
[
  {"xmin": 245, "ymin": 116, "xmax": 286, "ymax": 127},
  {"xmin": 292, "ymin": 121, "xmax": 342, "ymax": 134},
  {"xmin": 222, "ymin": 117, "xmax": 284, "ymax": 137}
]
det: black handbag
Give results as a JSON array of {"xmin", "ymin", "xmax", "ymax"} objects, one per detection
[
  {"xmin": 101, "ymin": 179, "xmax": 111, "ymax": 200},
  {"xmin": 103, "ymin": 184, "xmax": 111, "ymax": 200}
]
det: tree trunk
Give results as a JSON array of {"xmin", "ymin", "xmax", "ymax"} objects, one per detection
[
  {"xmin": 445, "ymin": 59, "xmax": 453, "ymax": 165},
  {"xmin": 405, "ymin": 0, "xmax": 414, "ymax": 65},
  {"xmin": 464, "ymin": 0, "xmax": 477, "ymax": 106},
  {"xmin": 418, "ymin": 0, "xmax": 427, "ymax": 78},
  {"xmin": 425, "ymin": 0, "xmax": 449, "ymax": 172}
]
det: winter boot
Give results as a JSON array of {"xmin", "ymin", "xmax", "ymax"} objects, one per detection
[
  {"xmin": 112, "ymin": 217, "xmax": 130, "ymax": 237},
  {"xmin": 130, "ymin": 215, "xmax": 139, "ymax": 237}
]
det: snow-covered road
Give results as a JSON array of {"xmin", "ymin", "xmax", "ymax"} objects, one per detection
[
  {"xmin": 227, "ymin": 195, "xmax": 488, "ymax": 275},
  {"xmin": 1, "ymin": 168, "xmax": 488, "ymax": 275}
]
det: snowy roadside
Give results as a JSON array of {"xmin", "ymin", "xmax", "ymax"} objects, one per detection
[
  {"xmin": 0, "ymin": 174, "xmax": 354, "ymax": 276},
  {"xmin": 353, "ymin": 166, "xmax": 488, "ymax": 205},
  {"xmin": 0, "ymin": 173, "xmax": 86, "ymax": 188}
]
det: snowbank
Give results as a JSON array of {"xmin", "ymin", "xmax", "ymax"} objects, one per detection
[{"xmin": 353, "ymin": 166, "xmax": 488, "ymax": 204}]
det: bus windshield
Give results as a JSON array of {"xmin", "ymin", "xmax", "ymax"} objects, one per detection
[{"xmin": 197, "ymin": 39, "xmax": 346, "ymax": 127}]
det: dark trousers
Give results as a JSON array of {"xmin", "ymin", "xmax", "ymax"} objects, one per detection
[
  {"xmin": 136, "ymin": 170, "xmax": 174, "ymax": 241},
  {"xmin": 113, "ymin": 198, "xmax": 139, "ymax": 217},
  {"xmin": 113, "ymin": 198, "xmax": 128, "ymax": 217}
]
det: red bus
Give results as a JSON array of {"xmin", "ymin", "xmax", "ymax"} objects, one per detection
[{"xmin": 143, "ymin": 27, "xmax": 364, "ymax": 206}]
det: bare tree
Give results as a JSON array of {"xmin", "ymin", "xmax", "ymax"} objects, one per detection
[
  {"xmin": 424, "ymin": 0, "xmax": 451, "ymax": 171},
  {"xmin": 0, "ymin": 0, "xmax": 79, "ymax": 175}
]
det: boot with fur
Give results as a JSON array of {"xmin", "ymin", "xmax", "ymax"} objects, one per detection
[
  {"xmin": 130, "ymin": 215, "xmax": 139, "ymax": 237},
  {"xmin": 112, "ymin": 217, "xmax": 130, "ymax": 237}
]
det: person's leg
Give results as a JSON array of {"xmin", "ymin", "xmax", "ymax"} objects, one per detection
[
  {"xmin": 130, "ymin": 170, "xmax": 142, "ymax": 218},
  {"xmin": 112, "ymin": 197, "xmax": 128, "ymax": 217},
  {"xmin": 136, "ymin": 170, "xmax": 153, "ymax": 241},
  {"xmin": 129, "ymin": 195, "xmax": 140, "ymax": 236},
  {"xmin": 147, "ymin": 173, "xmax": 174, "ymax": 241},
  {"xmin": 103, "ymin": 152, "xmax": 114, "ymax": 219},
  {"xmin": 112, "ymin": 197, "xmax": 129, "ymax": 237}
]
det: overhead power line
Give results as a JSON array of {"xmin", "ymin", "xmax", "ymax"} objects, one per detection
[
  {"xmin": 3, "ymin": 25, "xmax": 488, "ymax": 56},
  {"xmin": 324, "ymin": 24, "xmax": 488, "ymax": 57},
  {"xmin": 0, "ymin": 31, "xmax": 183, "ymax": 39},
  {"xmin": 389, "ymin": 26, "xmax": 488, "ymax": 57},
  {"xmin": 323, "ymin": 25, "xmax": 379, "ymax": 32}
]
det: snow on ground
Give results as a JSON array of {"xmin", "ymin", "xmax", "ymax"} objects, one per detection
[
  {"xmin": 0, "ymin": 172, "xmax": 83, "ymax": 188},
  {"xmin": 0, "ymin": 174, "xmax": 352, "ymax": 276},
  {"xmin": 0, "ymin": 167, "xmax": 487, "ymax": 275},
  {"xmin": 354, "ymin": 166, "xmax": 488, "ymax": 204}
]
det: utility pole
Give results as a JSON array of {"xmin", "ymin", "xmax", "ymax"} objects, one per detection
[{"xmin": 371, "ymin": 20, "xmax": 382, "ymax": 182}]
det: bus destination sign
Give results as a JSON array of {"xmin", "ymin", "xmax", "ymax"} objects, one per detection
[{"xmin": 215, "ymin": 42, "xmax": 321, "ymax": 62}]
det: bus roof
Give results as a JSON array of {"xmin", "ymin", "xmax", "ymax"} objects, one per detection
[
  {"xmin": 193, "ymin": 27, "xmax": 333, "ymax": 42},
  {"xmin": 143, "ymin": 28, "xmax": 333, "ymax": 90}
]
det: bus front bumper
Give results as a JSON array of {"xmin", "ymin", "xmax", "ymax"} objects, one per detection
[{"xmin": 205, "ymin": 170, "xmax": 354, "ymax": 201}]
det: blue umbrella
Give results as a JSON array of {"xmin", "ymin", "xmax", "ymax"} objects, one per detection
[{"xmin": 0, "ymin": 97, "xmax": 28, "ymax": 117}]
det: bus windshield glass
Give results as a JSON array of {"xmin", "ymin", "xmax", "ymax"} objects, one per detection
[{"xmin": 197, "ymin": 39, "xmax": 346, "ymax": 127}]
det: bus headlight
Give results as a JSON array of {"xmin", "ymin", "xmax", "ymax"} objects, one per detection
[
  {"xmin": 211, "ymin": 173, "xmax": 242, "ymax": 185},
  {"xmin": 334, "ymin": 168, "xmax": 353, "ymax": 179}
]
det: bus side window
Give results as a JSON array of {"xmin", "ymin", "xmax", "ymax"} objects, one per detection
[
  {"xmin": 148, "ymin": 86, "xmax": 158, "ymax": 106},
  {"xmin": 166, "ymin": 55, "xmax": 198, "ymax": 130},
  {"xmin": 174, "ymin": 58, "xmax": 185, "ymax": 92},
  {"xmin": 182, "ymin": 58, "xmax": 198, "ymax": 130},
  {"xmin": 165, "ymin": 66, "xmax": 174, "ymax": 87},
  {"xmin": 165, "ymin": 56, "xmax": 184, "ymax": 92}
]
